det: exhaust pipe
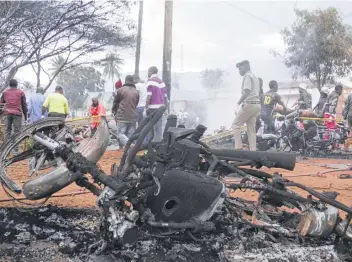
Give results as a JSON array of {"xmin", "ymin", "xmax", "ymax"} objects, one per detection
[
  {"xmin": 210, "ymin": 149, "xmax": 296, "ymax": 171},
  {"xmin": 23, "ymin": 117, "xmax": 110, "ymax": 200}
]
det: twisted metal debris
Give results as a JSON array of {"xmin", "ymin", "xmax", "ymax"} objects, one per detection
[{"xmin": 0, "ymin": 107, "xmax": 351, "ymax": 261}]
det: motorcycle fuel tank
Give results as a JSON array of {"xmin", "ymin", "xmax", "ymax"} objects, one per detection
[{"xmin": 146, "ymin": 169, "xmax": 225, "ymax": 223}]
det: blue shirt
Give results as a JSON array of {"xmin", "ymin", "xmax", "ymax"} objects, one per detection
[{"xmin": 28, "ymin": 93, "xmax": 45, "ymax": 123}]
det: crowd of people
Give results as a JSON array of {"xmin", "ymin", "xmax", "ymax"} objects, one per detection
[
  {"xmin": 0, "ymin": 80, "xmax": 69, "ymax": 152},
  {"xmin": 0, "ymin": 66, "xmax": 169, "ymax": 151},
  {"xmin": 233, "ymin": 60, "xmax": 351, "ymax": 151},
  {"xmin": 2, "ymin": 61, "xmax": 352, "ymax": 153}
]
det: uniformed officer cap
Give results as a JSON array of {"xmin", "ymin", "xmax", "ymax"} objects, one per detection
[{"xmin": 236, "ymin": 60, "xmax": 250, "ymax": 68}]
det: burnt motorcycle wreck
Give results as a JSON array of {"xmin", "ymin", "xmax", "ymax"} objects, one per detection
[{"xmin": 1, "ymin": 106, "xmax": 352, "ymax": 260}]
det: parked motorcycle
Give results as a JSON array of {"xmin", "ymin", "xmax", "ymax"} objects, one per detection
[{"xmin": 278, "ymin": 103, "xmax": 348, "ymax": 155}]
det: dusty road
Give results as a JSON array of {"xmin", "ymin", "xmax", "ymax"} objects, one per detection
[
  {"xmin": 0, "ymin": 151, "xmax": 351, "ymax": 262},
  {"xmin": 0, "ymin": 151, "xmax": 351, "ymax": 209}
]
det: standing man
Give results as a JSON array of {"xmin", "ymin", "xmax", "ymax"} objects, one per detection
[
  {"xmin": 0, "ymin": 79, "xmax": 28, "ymax": 143},
  {"xmin": 42, "ymin": 86, "xmax": 69, "ymax": 118},
  {"xmin": 89, "ymin": 97, "xmax": 106, "ymax": 136},
  {"xmin": 314, "ymin": 86, "xmax": 330, "ymax": 117},
  {"xmin": 28, "ymin": 87, "xmax": 45, "ymax": 123},
  {"xmin": 343, "ymin": 92, "xmax": 352, "ymax": 151},
  {"xmin": 326, "ymin": 85, "xmax": 343, "ymax": 116},
  {"xmin": 133, "ymin": 75, "xmax": 147, "ymax": 127},
  {"xmin": 261, "ymin": 80, "xmax": 286, "ymax": 134},
  {"xmin": 145, "ymin": 66, "xmax": 169, "ymax": 142},
  {"xmin": 232, "ymin": 60, "xmax": 261, "ymax": 151},
  {"xmin": 324, "ymin": 85, "xmax": 343, "ymax": 133},
  {"xmin": 295, "ymin": 83, "xmax": 312, "ymax": 109},
  {"xmin": 112, "ymin": 75, "xmax": 139, "ymax": 148}
]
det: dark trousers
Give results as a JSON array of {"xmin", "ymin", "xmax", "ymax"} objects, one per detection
[
  {"xmin": 4, "ymin": 115, "xmax": 22, "ymax": 142},
  {"xmin": 261, "ymin": 113, "xmax": 275, "ymax": 134},
  {"xmin": 48, "ymin": 112, "xmax": 66, "ymax": 118},
  {"xmin": 145, "ymin": 108, "xmax": 163, "ymax": 143},
  {"xmin": 115, "ymin": 122, "xmax": 135, "ymax": 147},
  {"xmin": 136, "ymin": 106, "xmax": 145, "ymax": 127}
]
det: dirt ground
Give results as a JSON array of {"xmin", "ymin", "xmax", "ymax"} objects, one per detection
[
  {"xmin": 1, "ymin": 151, "xmax": 352, "ymax": 262},
  {"xmin": 0, "ymin": 151, "xmax": 351, "ymax": 211}
]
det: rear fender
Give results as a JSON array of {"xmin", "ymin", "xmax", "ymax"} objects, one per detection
[{"xmin": 23, "ymin": 117, "xmax": 110, "ymax": 200}]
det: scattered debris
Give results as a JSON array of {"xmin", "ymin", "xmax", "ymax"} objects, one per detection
[{"xmin": 1, "ymin": 109, "xmax": 352, "ymax": 261}]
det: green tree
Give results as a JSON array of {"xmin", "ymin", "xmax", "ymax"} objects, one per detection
[
  {"xmin": 99, "ymin": 53, "xmax": 123, "ymax": 89},
  {"xmin": 0, "ymin": 0, "xmax": 135, "ymax": 91},
  {"xmin": 49, "ymin": 56, "xmax": 66, "ymax": 77},
  {"xmin": 282, "ymin": 8, "xmax": 352, "ymax": 90},
  {"xmin": 56, "ymin": 66, "xmax": 106, "ymax": 109}
]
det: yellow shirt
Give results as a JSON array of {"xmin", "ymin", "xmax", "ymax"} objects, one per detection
[{"xmin": 43, "ymin": 93, "xmax": 69, "ymax": 114}]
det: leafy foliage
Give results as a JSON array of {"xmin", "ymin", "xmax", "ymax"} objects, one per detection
[
  {"xmin": 50, "ymin": 56, "xmax": 67, "ymax": 77},
  {"xmin": 0, "ymin": 0, "xmax": 135, "ymax": 91},
  {"xmin": 282, "ymin": 8, "xmax": 352, "ymax": 90},
  {"xmin": 97, "ymin": 53, "xmax": 122, "ymax": 88},
  {"xmin": 56, "ymin": 66, "xmax": 106, "ymax": 109}
]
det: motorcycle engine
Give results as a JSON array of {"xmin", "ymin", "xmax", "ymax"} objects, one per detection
[{"xmin": 145, "ymin": 169, "xmax": 226, "ymax": 223}]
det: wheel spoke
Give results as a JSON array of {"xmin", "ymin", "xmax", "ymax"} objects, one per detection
[{"xmin": 3, "ymin": 148, "xmax": 35, "ymax": 167}]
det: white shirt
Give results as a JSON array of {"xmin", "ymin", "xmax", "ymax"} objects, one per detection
[{"xmin": 135, "ymin": 82, "xmax": 147, "ymax": 108}]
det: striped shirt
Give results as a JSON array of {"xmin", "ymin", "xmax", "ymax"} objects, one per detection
[{"xmin": 146, "ymin": 74, "xmax": 168, "ymax": 109}]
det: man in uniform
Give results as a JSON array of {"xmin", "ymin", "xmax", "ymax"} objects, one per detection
[
  {"xmin": 261, "ymin": 80, "xmax": 286, "ymax": 134},
  {"xmin": 232, "ymin": 60, "xmax": 261, "ymax": 151}
]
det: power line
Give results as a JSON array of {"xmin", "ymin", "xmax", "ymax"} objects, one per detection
[{"xmin": 223, "ymin": 1, "xmax": 282, "ymax": 30}]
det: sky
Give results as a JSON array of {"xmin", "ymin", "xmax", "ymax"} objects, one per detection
[
  {"xmin": 121, "ymin": 0, "xmax": 352, "ymax": 81},
  {"xmin": 16, "ymin": 0, "xmax": 352, "ymax": 91}
]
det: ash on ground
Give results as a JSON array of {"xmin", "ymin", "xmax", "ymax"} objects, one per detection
[{"xmin": 0, "ymin": 206, "xmax": 344, "ymax": 262}]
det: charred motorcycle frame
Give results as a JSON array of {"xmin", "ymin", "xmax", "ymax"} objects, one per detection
[{"xmin": 0, "ymin": 107, "xmax": 351, "ymax": 259}]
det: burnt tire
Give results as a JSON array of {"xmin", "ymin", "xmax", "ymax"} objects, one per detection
[{"xmin": 0, "ymin": 118, "xmax": 68, "ymax": 193}]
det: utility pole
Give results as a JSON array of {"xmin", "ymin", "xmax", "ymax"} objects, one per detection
[
  {"xmin": 134, "ymin": 0, "xmax": 144, "ymax": 76},
  {"xmin": 162, "ymin": 0, "xmax": 173, "ymax": 102}
]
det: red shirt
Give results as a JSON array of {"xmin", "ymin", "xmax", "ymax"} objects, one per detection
[{"xmin": 1, "ymin": 88, "xmax": 28, "ymax": 117}]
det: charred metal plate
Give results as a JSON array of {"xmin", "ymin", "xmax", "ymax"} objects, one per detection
[
  {"xmin": 146, "ymin": 169, "xmax": 224, "ymax": 223},
  {"xmin": 298, "ymin": 205, "xmax": 339, "ymax": 238},
  {"xmin": 227, "ymin": 198, "xmax": 283, "ymax": 217}
]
